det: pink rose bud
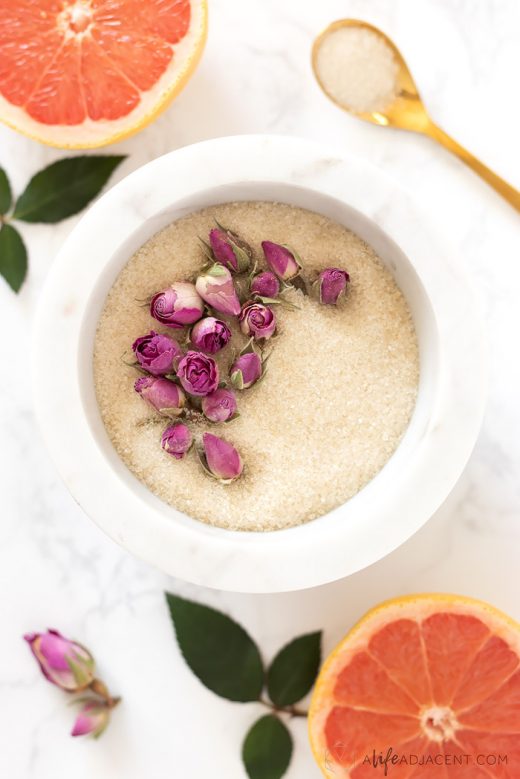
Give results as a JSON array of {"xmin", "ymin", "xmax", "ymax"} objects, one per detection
[
  {"xmin": 24, "ymin": 629, "xmax": 95, "ymax": 692},
  {"xmin": 150, "ymin": 282, "xmax": 204, "ymax": 329},
  {"xmin": 261, "ymin": 241, "xmax": 302, "ymax": 280},
  {"xmin": 239, "ymin": 301, "xmax": 276, "ymax": 340},
  {"xmin": 71, "ymin": 699, "xmax": 111, "ymax": 738},
  {"xmin": 161, "ymin": 423, "xmax": 193, "ymax": 460},
  {"xmin": 209, "ymin": 226, "xmax": 252, "ymax": 273},
  {"xmin": 229, "ymin": 352, "xmax": 263, "ymax": 390},
  {"xmin": 132, "ymin": 331, "xmax": 183, "ymax": 376},
  {"xmin": 190, "ymin": 316, "xmax": 232, "ymax": 354},
  {"xmin": 201, "ymin": 432, "xmax": 243, "ymax": 483},
  {"xmin": 195, "ymin": 264, "xmax": 241, "ymax": 316},
  {"xmin": 316, "ymin": 267, "xmax": 350, "ymax": 305},
  {"xmin": 202, "ymin": 388, "xmax": 238, "ymax": 423},
  {"xmin": 251, "ymin": 271, "xmax": 280, "ymax": 298},
  {"xmin": 134, "ymin": 376, "xmax": 185, "ymax": 417},
  {"xmin": 177, "ymin": 350, "xmax": 220, "ymax": 396}
]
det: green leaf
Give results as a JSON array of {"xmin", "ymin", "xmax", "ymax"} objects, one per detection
[
  {"xmin": 242, "ymin": 715, "xmax": 293, "ymax": 779},
  {"xmin": 12, "ymin": 155, "xmax": 125, "ymax": 223},
  {"xmin": 0, "ymin": 168, "xmax": 12, "ymax": 215},
  {"xmin": 0, "ymin": 224, "xmax": 28, "ymax": 292},
  {"xmin": 267, "ymin": 632, "xmax": 321, "ymax": 707},
  {"xmin": 165, "ymin": 593, "xmax": 264, "ymax": 702}
]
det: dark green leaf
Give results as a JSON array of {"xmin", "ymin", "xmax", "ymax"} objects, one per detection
[
  {"xmin": 0, "ymin": 224, "xmax": 28, "ymax": 292},
  {"xmin": 267, "ymin": 632, "xmax": 321, "ymax": 707},
  {"xmin": 165, "ymin": 593, "xmax": 264, "ymax": 702},
  {"xmin": 0, "ymin": 168, "xmax": 12, "ymax": 215},
  {"xmin": 242, "ymin": 715, "xmax": 293, "ymax": 779},
  {"xmin": 12, "ymin": 155, "xmax": 125, "ymax": 223}
]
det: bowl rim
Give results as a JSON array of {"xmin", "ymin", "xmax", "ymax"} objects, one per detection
[{"xmin": 32, "ymin": 134, "xmax": 487, "ymax": 593}]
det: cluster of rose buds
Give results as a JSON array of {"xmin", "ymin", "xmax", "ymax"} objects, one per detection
[
  {"xmin": 130, "ymin": 221, "xmax": 350, "ymax": 483},
  {"xmin": 24, "ymin": 629, "xmax": 120, "ymax": 738}
]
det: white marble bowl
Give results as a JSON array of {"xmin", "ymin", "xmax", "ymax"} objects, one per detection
[{"xmin": 33, "ymin": 135, "xmax": 487, "ymax": 593}]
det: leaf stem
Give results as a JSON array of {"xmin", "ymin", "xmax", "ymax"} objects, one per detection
[{"xmin": 259, "ymin": 697, "xmax": 308, "ymax": 719}]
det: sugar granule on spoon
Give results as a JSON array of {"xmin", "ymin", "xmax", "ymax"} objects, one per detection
[{"xmin": 316, "ymin": 26, "xmax": 399, "ymax": 113}]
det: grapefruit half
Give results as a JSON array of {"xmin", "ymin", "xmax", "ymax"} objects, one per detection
[
  {"xmin": 309, "ymin": 594, "xmax": 520, "ymax": 777},
  {"xmin": 0, "ymin": 0, "xmax": 207, "ymax": 148}
]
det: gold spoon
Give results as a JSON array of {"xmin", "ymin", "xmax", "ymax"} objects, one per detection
[{"xmin": 312, "ymin": 19, "xmax": 520, "ymax": 213}]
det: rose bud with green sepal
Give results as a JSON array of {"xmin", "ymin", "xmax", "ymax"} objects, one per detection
[
  {"xmin": 250, "ymin": 271, "xmax": 280, "ymax": 298},
  {"xmin": 134, "ymin": 376, "xmax": 186, "ymax": 418},
  {"xmin": 316, "ymin": 267, "xmax": 350, "ymax": 305},
  {"xmin": 209, "ymin": 225, "xmax": 252, "ymax": 273},
  {"xmin": 161, "ymin": 423, "xmax": 193, "ymax": 460},
  {"xmin": 261, "ymin": 241, "xmax": 302, "ymax": 281},
  {"xmin": 177, "ymin": 350, "xmax": 219, "ymax": 396},
  {"xmin": 230, "ymin": 351, "xmax": 263, "ymax": 390},
  {"xmin": 132, "ymin": 331, "xmax": 183, "ymax": 376},
  {"xmin": 190, "ymin": 316, "xmax": 232, "ymax": 354},
  {"xmin": 202, "ymin": 388, "xmax": 238, "ymax": 423},
  {"xmin": 200, "ymin": 432, "xmax": 243, "ymax": 484},
  {"xmin": 239, "ymin": 300, "xmax": 276, "ymax": 340},
  {"xmin": 71, "ymin": 699, "xmax": 112, "ymax": 739},
  {"xmin": 150, "ymin": 282, "xmax": 204, "ymax": 329},
  {"xmin": 24, "ymin": 629, "xmax": 95, "ymax": 692},
  {"xmin": 195, "ymin": 264, "xmax": 241, "ymax": 316}
]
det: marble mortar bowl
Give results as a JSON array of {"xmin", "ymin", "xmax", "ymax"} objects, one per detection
[{"xmin": 33, "ymin": 135, "xmax": 487, "ymax": 593}]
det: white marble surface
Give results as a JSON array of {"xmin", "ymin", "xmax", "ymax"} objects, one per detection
[{"xmin": 1, "ymin": 0, "xmax": 519, "ymax": 776}]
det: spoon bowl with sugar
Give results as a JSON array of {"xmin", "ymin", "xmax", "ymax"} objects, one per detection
[{"xmin": 312, "ymin": 18, "xmax": 520, "ymax": 212}]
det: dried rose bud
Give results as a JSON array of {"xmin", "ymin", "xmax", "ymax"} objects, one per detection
[
  {"xmin": 262, "ymin": 241, "xmax": 302, "ymax": 280},
  {"xmin": 195, "ymin": 264, "xmax": 241, "ymax": 316},
  {"xmin": 202, "ymin": 388, "xmax": 238, "ymax": 423},
  {"xmin": 150, "ymin": 282, "xmax": 204, "ymax": 329},
  {"xmin": 24, "ymin": 629, "xmax": 95, "ymax": 692},
  {"xmin": 132, "ymin": 331, "xmax": 183, "ymax": 376},
  {"xmin": 134, "ymin": 376, "xmax": 185, "ymax": 417},
  {"xmin": 230, "ymin": 352, "xmax": 263, "ymax": 390},
  {"xmin": 251, "ymin": 271, "xmax": 280, "ymax": 298},
  {"xmin": 239, "ymin": 301, "xmax": 276, "ymax": 340},
  {"xmin": 201, "ymin": 433, "xmax": 243, "ymax": 483},
  {"xmin": 177, "ymin": 350, "xmax": 219, "ymax": 396},
  {"xmin": 209, "ymin": 226, "xmax": 252, "ymax": 273},
  {"xmin": 316, "ymin": 267, "xmax": 350, "ymax": 305},
  {"xmin": 190, "ymin": 316, "xmax": 232, "ymax": 354},
  {"xmin": 161, "ymin": 423, "xmax": 193, "ymax": 460},
  {"xmin": 71, "ymin": 699, "xmax": 111, "ymax": 738}
]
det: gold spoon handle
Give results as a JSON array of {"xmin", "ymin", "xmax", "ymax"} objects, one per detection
[{"xmin": 426, "ymin": 122, "xmax": 520, "ymax": 212}]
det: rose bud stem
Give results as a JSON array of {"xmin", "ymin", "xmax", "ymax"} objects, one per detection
[{"xmin": 88, "ymin": 677, "xmax": 116, "ymax": 705}]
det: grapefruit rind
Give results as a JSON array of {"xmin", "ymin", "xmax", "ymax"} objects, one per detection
[
  {"xmin": 308, "ymin": 593, "xmax": 520, "ymax": 778},
  {"xmin": 0, "ymin": 0, "xmax": 207, "ymax": 149}
]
